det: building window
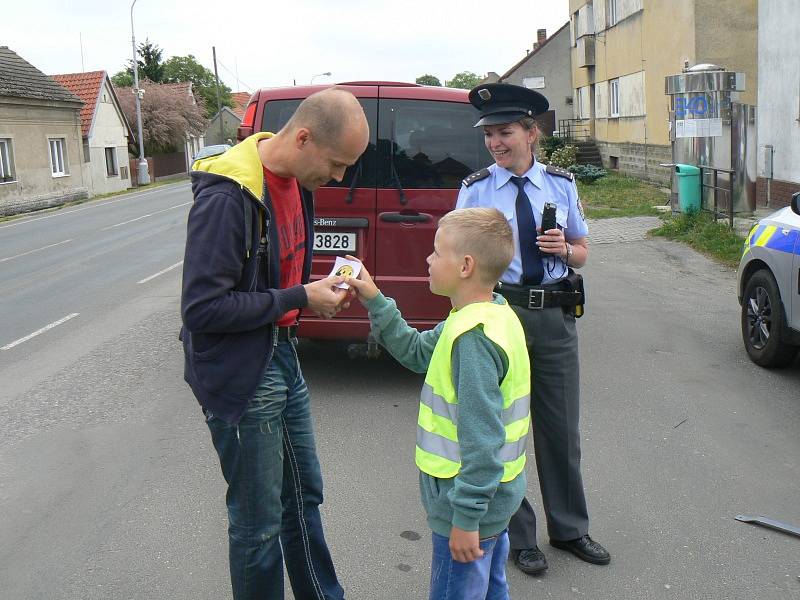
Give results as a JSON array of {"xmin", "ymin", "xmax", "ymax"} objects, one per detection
[
  {"xmin": 48, "ymin": 138, "xmax": 67, "ymax": 177},
  {"xmin": 0, "ymin": 138, "xmax": 15, "ymax": 182},
  {"xmin": 523, "ymin": 76, "xmax": 546, "ymax": 90},
  {"xmin": 105, "ymin": 147, "xmax": 118, "ymax": 176},
  {"xmin": 576, "ymin": 88, "xmax": 584, "ymax": 119},
  {"xmin": 608, "ymin": 0, "xmax": 618, "ymax": 26},
  {"xmin": 609, "ymin": 79, "xmax": 620, "ymax": 117}
]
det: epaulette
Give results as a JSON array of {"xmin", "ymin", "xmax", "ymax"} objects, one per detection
[
  {"xmin": 545, "ymin": 164, "xmax": 575, "ymax": 181},
  {"xmin": 462, "ymin": 168, "xmax": 491, "ymax": 187}
]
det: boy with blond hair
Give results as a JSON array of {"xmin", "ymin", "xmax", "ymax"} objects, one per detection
[{"xmin": 346, "ymin": 207, "xmax": 531, "ymax": 600}]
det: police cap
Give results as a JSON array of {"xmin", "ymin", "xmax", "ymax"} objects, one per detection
[{"xmin": 468, "ymin": 83, "xmax": 550, "ymax": 127}]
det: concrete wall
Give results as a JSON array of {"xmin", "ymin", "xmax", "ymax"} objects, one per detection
[
  {"xmin": 756, "ymin": 0, "xmax": 800, "ymax": 207},
  {"xmin": 596, "ymin": 140, "xmax": 671, "ymax": 185},
  {"xmin": 83, "ymin": 80, "xmax": 131, "ymax": 196},
  {"xmin": 695, "ymin": 0, "xmax": 758, "ymax": 106},
  {"xmin": 205, "ymin": 109, "xmax": 241, "ymax": 146},
  {"xmin": 0, "ymin": 98, "xmax": 88, "ymax": 216},
  {"xmin": 501, "ymin": 25, "xmax": 573, "ymax": 124}
]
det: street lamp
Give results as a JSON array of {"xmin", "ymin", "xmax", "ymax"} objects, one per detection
[
  {"xmin": 310, "ymin": 71, "xmax": 332, "ymax": 85},
  {"xmin": 130, "ymin": 0, "xmax": 150, "ymax": 185}
]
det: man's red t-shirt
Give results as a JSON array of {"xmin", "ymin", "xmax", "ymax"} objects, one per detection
[{"xmin": 263, "ymin": 167, "xmax": 306, "ymax": 326}]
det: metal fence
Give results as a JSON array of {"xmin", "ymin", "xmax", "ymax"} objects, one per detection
[{"xmin": 557, "ymin": 119, "xmax": 591, "ymax": 141}]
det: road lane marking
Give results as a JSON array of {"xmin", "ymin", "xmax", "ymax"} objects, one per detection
[
  {"xmin": 100, "ymin": 201, "xmax": 192, "ymax": 231},
  {"xmin": 0, "ymin": 184, "xmax": 191, "ymax": 230},
  {"xmin": 0, "ymin": 238, "xmax": 74, "ymax": 263},
  {"xmin": 138, "ymin": 260, "xmax": 184, "ymax": 284},
  {"xmin": 1, "ymin": 313, "xmax": 80, "ymax": 350}
]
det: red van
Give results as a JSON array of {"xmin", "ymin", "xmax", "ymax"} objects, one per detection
[{"xmin": 237, "ymin": 82, "xmax": 486, "ymax": 348}]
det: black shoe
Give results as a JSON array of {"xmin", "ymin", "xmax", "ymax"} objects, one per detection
[
  {"xmin": 510, "ymin": 546, "xmax": 548, "ymax": 576},
  {"xmin": 550, "ymin": 535, "xmax": 610, "ymax": 565}
]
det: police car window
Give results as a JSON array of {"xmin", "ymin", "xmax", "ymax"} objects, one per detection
[
  {"xmin": 378, "ymin": 100, "xmax": 484, "ymax": 189},
  {"xmin": 261, "ymin": 98, "xmax": 377, "ymax": 188}
]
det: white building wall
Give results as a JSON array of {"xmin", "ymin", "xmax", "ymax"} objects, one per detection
[
  {"xmin": 758, "ymin": 0, "xmax": 800, "ymax": 184},
  {"xmin": 86, "ymin": 81, "xmax": 130, "ymax": 196}
]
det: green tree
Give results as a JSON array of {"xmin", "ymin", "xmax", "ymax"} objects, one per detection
[
  {"xmin": 111, "ymin": 70, "xmax": 133, "ymax": 87},
  {"xmin": 111, "ymin": 39, "xmax": 164, "ymax": 85},
  {"xmin": 136, "ymin": 39, "xmax": 165, "ymax": 83},
  {"xmin": 163, "ymin": 54, "xmax": 232, "ymax": 118},
  {"xmin": 446, "ymin": 71, "xmax": 481, "ymax": 90},
  {"xmin": 415, "ymin": 74, "xmax": 441, "ymax": 86}
]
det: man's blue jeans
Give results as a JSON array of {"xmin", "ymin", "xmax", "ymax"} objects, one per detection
[
  {"xmin": 429, "ymin": 530, "xmax": 510, "ymax": 600},
  {"xmin": 206, "ymin": 340, "xmax": 344, "ymax": 600}
]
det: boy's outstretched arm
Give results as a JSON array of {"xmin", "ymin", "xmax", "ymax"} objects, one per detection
[{"xmin": 345, "ymin": 258, "xmax": 441, "ymax": 373}]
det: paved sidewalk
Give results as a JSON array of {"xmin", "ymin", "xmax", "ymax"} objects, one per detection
[{"xmin": 587, "ymin": 216, "xmax": 662, "ymax": 244}]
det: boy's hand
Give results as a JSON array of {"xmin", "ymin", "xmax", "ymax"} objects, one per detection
[
  {"xmin": 343, "ymin": 255, "xmax": 379, "ymax": 304},
  {"xmin": 449, "ymin": 526, "xmax": 483, "ymax": 563},
  {"xmin": 304, "ymin": 275, "xmax": 347, "ymax": 319}
]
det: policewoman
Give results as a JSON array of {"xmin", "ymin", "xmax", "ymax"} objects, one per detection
[{"xmin": 455, "ymin": 83, "xmax": 610, "ymax": 576}]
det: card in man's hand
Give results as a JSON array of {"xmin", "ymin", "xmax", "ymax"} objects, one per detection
[{"xmin": 328, "ymin": 256, "xmax": 362, "ymax": 289}]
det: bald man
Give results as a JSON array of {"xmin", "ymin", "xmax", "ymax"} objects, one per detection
[{"xmin": 181, "ymin": 88, "xmax": 368, "ymax": 600}]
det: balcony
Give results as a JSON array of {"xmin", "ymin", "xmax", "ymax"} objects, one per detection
[{"xmin": 577, "ymin": 35, "xmax": 595, "ymax": 67}]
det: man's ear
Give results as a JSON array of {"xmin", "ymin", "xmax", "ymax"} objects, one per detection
[
  {"xmin": 461, "ymin": 255, "xmax": 477, "ymax": 279},
  {"xmin": 295, "ymin": 127, "xmax": 311, "ymax": 149}
]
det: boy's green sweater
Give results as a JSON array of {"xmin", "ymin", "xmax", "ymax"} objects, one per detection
[{"xmin": 364, "ymin": 292, "xmax": 527, "ymax": 539}]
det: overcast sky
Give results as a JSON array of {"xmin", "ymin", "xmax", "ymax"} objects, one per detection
[{"xmin": 4, "ymin": 0, "xmax": 570, "ymax": 92}]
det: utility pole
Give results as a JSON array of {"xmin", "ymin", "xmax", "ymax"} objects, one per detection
[
  {"xmin": 212, "ymin": 46, "xmax": 223, "ymax": 144},
  {"xmin": 130, "ymin": 0, "xmax": 150, "ymax": 185}
]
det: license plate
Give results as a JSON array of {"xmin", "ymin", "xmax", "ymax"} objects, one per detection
[{"xmin": 313, "ymin": 232, "xmax": 356, "ymax": 254}]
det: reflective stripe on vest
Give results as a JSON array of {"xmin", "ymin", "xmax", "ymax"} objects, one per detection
[{"xmin": 416, "ymin": 300, "xmax": 531, "ymax": 482}]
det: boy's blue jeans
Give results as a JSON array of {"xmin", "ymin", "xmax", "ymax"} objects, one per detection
[
  {"xmin": 429, "ymin": 530, "xmax": 510, "ymax": 600},
  {"xmin": 205, "ymin": 340, "xmax": 344, "ymax": 600}
]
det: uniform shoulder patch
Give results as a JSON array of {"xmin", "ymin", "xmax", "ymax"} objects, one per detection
[
  {"xmin": 545, "ymin": 164, "xmax": 575, "ymax": 181},
  {"xmin": 462, "ymin": 168, "xmax": 491, "ymax": 187}
]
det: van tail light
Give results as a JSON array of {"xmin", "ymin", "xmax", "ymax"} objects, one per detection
[{"xmin": 237, "ymin": 102, "xmax": 256, "ymax": 142}]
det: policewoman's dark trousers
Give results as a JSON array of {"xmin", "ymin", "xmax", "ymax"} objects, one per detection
[{"xmin": 507, "ymin": 304, "xmax": 589, "ymax": 547}]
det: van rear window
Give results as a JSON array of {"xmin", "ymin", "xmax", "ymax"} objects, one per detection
[
  {"xmin": 261, "ymin": 98, "xmax": 377, "ymax": 188},
  {"xmin": 378, "ymin": 99, "xmax": 485, "ymax": 189}
]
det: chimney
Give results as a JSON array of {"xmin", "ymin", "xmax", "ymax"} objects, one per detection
[{"xmin": 537, "ymin": 29, "xmax": 547, "ymax": 44}]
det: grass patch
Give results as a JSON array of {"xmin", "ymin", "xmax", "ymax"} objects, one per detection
[
  {"xmin": 651, "ymin": 212, "xmax": 745, "ymax": 267},
  {"xmin": 577, "ymin": 172, "xmax": 668, "ymax": 218},
  {"xmin": 0, "ymin": 176, "xmax": 189, "ymax": 224}
]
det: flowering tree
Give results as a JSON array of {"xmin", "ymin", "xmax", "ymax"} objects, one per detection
[{"xmin": 117, "ymin": 81, "xmax": 208, "ymax": 155}]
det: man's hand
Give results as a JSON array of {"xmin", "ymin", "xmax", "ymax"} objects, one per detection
[
  {"xmin": 343, "ymin": 256, "xmax": 379, "ymax": 305},
  {"xmin": 537, "ymin": 226, "xmax": 568, "ymax": 258},
  {"xmin": 304, "ymin": 275, "xmax": 348, "ymax": 319},
  {"xmin": 449, "ymin": 526, "xmax": 484, "ymax": 563}
]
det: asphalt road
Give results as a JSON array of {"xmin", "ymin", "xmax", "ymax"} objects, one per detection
[{"xmin": 0, "ymin": 186, "xmax": 798, "ymax": 600}]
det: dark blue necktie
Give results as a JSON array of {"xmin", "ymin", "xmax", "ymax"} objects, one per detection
[{"xmin": 511, "ymin": 176, "xmax": 544, "ymax": 285}]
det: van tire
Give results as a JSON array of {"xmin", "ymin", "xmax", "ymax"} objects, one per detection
[{"xmin": 741, "ymin": 269, "xmax": 798, "ymax": 368}]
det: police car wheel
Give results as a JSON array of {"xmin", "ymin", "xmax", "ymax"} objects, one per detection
[{"xmin": 741, "ymin": 269, "xmax": 798, "ymax": 368}]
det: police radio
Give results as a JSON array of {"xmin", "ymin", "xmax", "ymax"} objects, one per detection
[{"xmin": 540, "ymin": 202, "xmax": 557, "ymax": 233}]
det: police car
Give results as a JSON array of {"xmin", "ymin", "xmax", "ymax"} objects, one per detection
[{"xmin": 738, "ymin": 192, "xmax": 800, "ymax": 367}]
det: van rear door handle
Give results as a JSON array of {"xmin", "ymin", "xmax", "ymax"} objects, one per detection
[{"xmin": 380, "ymin": 212, "xmax": 430, "ymax": 223}]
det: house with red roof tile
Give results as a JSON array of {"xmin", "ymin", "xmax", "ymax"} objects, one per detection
[
  {"xmin": 204, "ymin": 91, "xmax": 251, "ymax": 146},
  {"xmin": 51, "ymin": 70, "xmax": 134, "ymax": 196},
  {"xmin": 0, "ymin": 46, "xmax": 88, "ymax": 216}
]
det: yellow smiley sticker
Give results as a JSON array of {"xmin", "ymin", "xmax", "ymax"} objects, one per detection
[{"xmin": 335, "ymin": 265, "xmax": 354, "ymax": 278}]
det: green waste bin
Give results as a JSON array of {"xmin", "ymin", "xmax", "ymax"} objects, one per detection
[{"xmin": 675, "ymin": 164, "xmax": 701, "ymax": 214}]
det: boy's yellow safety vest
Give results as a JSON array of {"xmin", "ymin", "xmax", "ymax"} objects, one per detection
[{"xmin": 416, "ymin": 301, "xmax": 531, "ymax": 482}]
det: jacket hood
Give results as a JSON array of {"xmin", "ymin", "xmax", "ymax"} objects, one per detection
[{"xmin": 191, "ymin": 132, "xmax": 274, "ymax": 200}]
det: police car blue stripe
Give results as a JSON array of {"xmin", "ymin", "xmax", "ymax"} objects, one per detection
[{"xmin": 764, "ymin": 229, "xmax": 798, "ymax": 254}]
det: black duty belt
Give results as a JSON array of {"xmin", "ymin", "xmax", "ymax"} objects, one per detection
[
  {"xmin": 495, "ymin": 281, "xmax": 583, "ymax": 310},
  {"xmin": 274, "ymin": 325, "xmax": 298, "ymax": 342}
]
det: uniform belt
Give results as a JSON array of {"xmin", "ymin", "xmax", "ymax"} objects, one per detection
[
  {"xmin": 274, "ymin": 325, "xmax": 298, "ymax": 342},
  {"xmin": 495, "ymin": 281, "xmax": 583, "ymax": 310}
]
